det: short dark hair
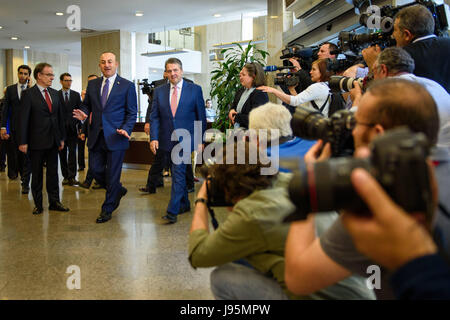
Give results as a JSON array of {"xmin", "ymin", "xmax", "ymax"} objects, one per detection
[
  {"xmin": 33, "ymin": 63, "xmax": 52, "ymax": 80},
  {"xmin": 367, "ymin": 78, "xmax": 439, "ymax": 146},
  {"xmin": 87, "ymin": 74, "xmax": 98, "ymax": 79},
  {"xmin": 17, "ymin": 65, "xmax": 32, "ymax": 75},
  {"xmin": 60, "ymin": 72, "xmax": 71, "ymax": 81},
  {"xmin": 165, "ymin": 57, "xmax": 183, "ymax": 70},
  {"xmin": 312, "ymin": 59, "xmax": 333, "ymax": 82},
  {"xmin": 322, "ymin": 42, "xmax": 338, "ymax": 54},
  {"xmin": 377, "ymin": 47, "xmax": 415, "ymax": 74},
  {"xmin": 243, "ymin": 62, "xmax": 266, "ymax": 87},
  {"xmin": 395, "ymin": 5, "xmax": 434, "ymax": 37}
]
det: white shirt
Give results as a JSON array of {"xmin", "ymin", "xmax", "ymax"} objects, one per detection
[
  {"xmin": 170, "ymin": 79, "xmax": 183, "ymax": 107},
  {"xmin": 101, "ymin": 73, "xmax": 117, "ymax": 100},
  {"xmin": 289, "ymin": 82, "xmax": 330, "ymax": 117},
  {"xmin": 17, "ymin": 82, "xmax": 27, "ymax": 100},
  {"xmin": 412, "ymin": 34, "xmax": 437, "ymax": 43},
  {"xmin": 36, "ymin": 84, "xmax": 52, "ymax": 103},
  {"xmin": 397, "ymin": 73, "xmax": 450, "ymax": 148}
]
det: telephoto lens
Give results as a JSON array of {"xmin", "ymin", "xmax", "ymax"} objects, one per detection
[{"xmin": 329, "ymin": 75, "xmax": 364, "ymax": 93}]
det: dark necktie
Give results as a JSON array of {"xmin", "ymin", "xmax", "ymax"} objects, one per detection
[
  {"xmin": 20, "ymin": 85, "xmax": 25, "ymax": 99},
  {"xmin": 65, "ymin": 92, "xmax": 69, "ymax": 104},
  {"xmin": 101, "ymin": 78, "xmax": 109, "ymax": 108},
  {"xmin": 43, "ymin": 89, "xmax": 52, "ymax": 113}
]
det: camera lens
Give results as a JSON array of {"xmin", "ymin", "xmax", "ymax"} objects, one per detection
[{"xmin": 291, "ymin": 107, "xmax": 330, "ymax": 141}]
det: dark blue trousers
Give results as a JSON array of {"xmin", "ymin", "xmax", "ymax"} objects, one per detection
[
  {"xmin": 167, "ymin": 160, "xmax": 190, "ymax": 216},
  {"xmin": 90, "ymin": 133, "xmax": 125, "ymax": 213}
]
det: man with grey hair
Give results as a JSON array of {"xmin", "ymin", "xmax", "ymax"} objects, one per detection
[
  {"xmin": 393, "ymin": 4, "xmax": 450, "ymax": 92},
  {"xmin": 248, "ymin": 102, "xmax": 316, "ymax": 172},
  {"xmin": 370, "ymin": 47, "xmax": 450, "ymax": 148}
]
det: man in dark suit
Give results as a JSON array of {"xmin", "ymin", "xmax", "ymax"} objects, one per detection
[
  {"xmin": 1, "ymin": 65, "xmax": 33, "ymax": 192},
  {"xmin": 393, "ymin": 4, "xmax": 450, "ymax": 93},
  {"xmin": 150, "ymin": 57, "xmax": 206, "ymax": 224},
  {"xmin": 140, "ymin": 73, "xmax": 195, "ymax": 194},
  {"xmin": 58, "ymin": 72, "xmax": 82, "ymax": 186},
  {"xmin": 73, "ymin": 51, "xmax": 137, "ymax": 223},
  {"xmin": 18, "ymin": 63, "xmax": 69, "ymax": 215}
]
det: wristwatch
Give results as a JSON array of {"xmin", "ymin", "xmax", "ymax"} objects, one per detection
[{"xmin": 195, "ymin": 198, "xmax": 207, "ymax": 205}]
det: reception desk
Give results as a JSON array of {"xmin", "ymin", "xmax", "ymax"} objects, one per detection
[{"xmin": 123, "ymin": 122, "xmax": 154, "ymax": 166}]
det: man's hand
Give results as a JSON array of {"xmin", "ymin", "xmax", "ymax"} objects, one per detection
[
  {"xmin": 26, "ymin": 76, "xmax": 33, "ymax": 88},
  {"xmin": 116, "ymin": 129, "xmax": 131, "ymax": 140},
  {"xmin": 289, "ymin": 58, "xmax": 301, "ymax": 72},
  {"xmin": 304, "ymin": 140, "xmax": 332, "ymax": 164},
  {"xmin": 18, "ymin": 144, "xmax": 28, "ymax": 154},
  {"xmin": 73, "ymin": 109, "xmax": 88, "ymax": 121},
  {"xmin": 1, "ymin": 128, "xmax": 9, "ymax": 140},
  {"xmin": 144, "ymin": 123, "xmax": 150, "ymax": 135},
  {"xmin": 228, "ymin": 110, "xmax": 237, "ymax": 124},
  {"xmin": 349, "ymin": 84, "xmax": 363, "ymax": 107},
  {"xmin": 150, "ymin": 140, "xmax": 159, "ymax": 155},
  {"xmin": 59, "ymin": 141, "xmax": 64, "ymax": 151},
  {"xmin": 362, "ymin": 45, "xmax": 382, "ymax": 72},
  {"xmin": 341, "ymin": 168, "xmax": 438, "ymax": 271}
]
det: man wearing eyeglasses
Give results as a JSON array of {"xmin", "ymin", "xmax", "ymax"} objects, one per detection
[
  {"xmin": 58, "ymin": 73, "xmax": 82, "ymax": 186},
  {"xmin": 18, "ymin": 62, "xmax": 69, "ymax": 215}
]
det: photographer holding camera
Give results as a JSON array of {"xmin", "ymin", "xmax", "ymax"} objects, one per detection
[
  {"xmin": 285, "ymin": 78, "xmax": 449, "ymax": 299},
  {"xmin": 393, "ymin": 4, "xmax": 450, "ymax": 92},
  {"xmin": 188, "ymin": 142, "xmax": 374, "ymax": 300},
  {"xmin": 258, "ymin": 59, "xmax": 334, "ymax": 117}
]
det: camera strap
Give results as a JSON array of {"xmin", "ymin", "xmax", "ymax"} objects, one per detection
[{"xmin": 311, "ymin": 94, "xmax": 330, "ymax": 115}]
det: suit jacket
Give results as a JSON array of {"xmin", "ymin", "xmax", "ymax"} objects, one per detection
[
  {"xmin": 2, "ymin": 83, "xmax": 23, "ymax": 135},
  {"xmin": 404, "ymin": 37, "xmax": 450, "ymax": 93},
  {"xmin": 19, "ymin": 85, "xmax": 66, "ymax": 150},
  {"xmin": 59, "ymin": 89, "xmax": 82, "ymax": 137},
  {"xmin": 150, "ymin": 80, "xmax": 206, "ymax": 152},
  {"xmin": 230, "ymin": 87, "xmax": 269, "ymax": 129},
  {"xmin": 80, "ymin": 75, "xmax": 137, "ymax": 151}
]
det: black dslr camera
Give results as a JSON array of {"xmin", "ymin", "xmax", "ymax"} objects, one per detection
[
  {"xmin": 138, "ymin": 79, "xmax": 156, "ymax": 96},
  {"xmin": 291, "ymin": 108, "xmax": 355, "ymax": 157},
  {"xmin": 285, "ymin": 127, "xmax": 433, "ymax": 221}
]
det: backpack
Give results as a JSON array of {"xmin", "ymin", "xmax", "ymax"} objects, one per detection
[{"xmin": 311, "ymin": 92, "xmax": 346, "ymax": 117}]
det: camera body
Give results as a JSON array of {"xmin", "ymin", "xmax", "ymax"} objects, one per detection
[
  {"xmin": 138, "ymin": 79, "xmax": 156, "ymax": 96},
  {"xmin": 285, "ymin": 127, "xmax": 432, "ymax": 221},
  {"xmin": 274, "ymin": 72, "xmax": 302, "ymax": 87},
  {"xmin": 338, "ymin": 31, "xmax": 396, "ymax": 56},
  {"xmin": 291, "ymin": 108, "xmax": 355, "ymax": 157}
]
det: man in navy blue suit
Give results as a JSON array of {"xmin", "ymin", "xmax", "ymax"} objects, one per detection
[
  {"xmin": 150, "ymin": 57, "xmax": 206, "ymax": 224},
  {"xmin": 73, "ymin": 52, "xmax": 137, "ymax": 223}
]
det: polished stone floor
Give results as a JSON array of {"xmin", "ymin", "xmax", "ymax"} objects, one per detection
[{"xmin": 0, "ymin": 166, "xmax": 222, "ymax": 300}]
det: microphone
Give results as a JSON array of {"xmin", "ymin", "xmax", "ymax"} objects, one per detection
[{"xmin": 264, "ymin": 65, "xmax": 291, "ymax": 72}]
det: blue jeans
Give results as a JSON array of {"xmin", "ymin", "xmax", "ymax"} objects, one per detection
[{"xmin": 210, "ymin": 263, "xmax": 289, "ymax": 300}]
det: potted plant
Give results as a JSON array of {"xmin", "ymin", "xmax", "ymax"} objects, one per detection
[{"xmin": 210, "ymin": 42, "xmax": 269, "ymax": 133}]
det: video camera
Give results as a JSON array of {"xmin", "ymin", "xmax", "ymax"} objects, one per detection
[
  {"xmin": 338, "ymin": 31, "xmax": 396, "ymax": 56},
  {"xmin": 285, "ymin": 127, "xmax": 433, "ymax": 222},
  {"xmin": 138, "ymin": 79, "xmax": 156, "ymax": 96},
  {"xmin": 291, "ymin": 108, "xmax": 355, "ymax": 157}
]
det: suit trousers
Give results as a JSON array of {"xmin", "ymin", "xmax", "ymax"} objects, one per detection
[
  {"xmin": 167, "ymin": 152, "xmax": 190, "ymax": 216},
  {"xmin": 6, "ymin": 132, "xmax": 31, "ymax": 186},
  {"xmin": 0, "ymin": 139, "xmax": 6, "ymax": 168},
  {"xmin": 90, "ymin": 132, "xmax": 125, "ymax": 213},
  {"xmin": 59, "ymin": 134, "xmax": 78, "ymax": 179},
  {"xmin": 77, "ymin": 137, "xmax": 86, "ymax": 169},
  {"xmin": 4, "ymin": 138, "xmax": 18, "ymax": 178},
  {"xmin": 29, "ymin": 147, "xmax": 60, "ymax": 209}
]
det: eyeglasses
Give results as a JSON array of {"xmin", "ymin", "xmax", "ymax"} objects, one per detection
[
  {"xmin": 62, "ymin": 79, "xmax": 72, "ymax": 82},
  {"xmin": 41, "ymin": 73, "xmax": 55, "ymax": 77},
  {"xmin": 347, "ymin": 116, "xmax": 375, "ymax": 130}
]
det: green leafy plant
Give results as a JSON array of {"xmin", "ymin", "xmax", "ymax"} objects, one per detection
[{"xmin": 210, "ymin": 42, "xmax": 269, "ymax": 132}]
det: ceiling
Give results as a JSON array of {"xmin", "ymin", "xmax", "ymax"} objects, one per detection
[{"xmin": 0, "ymin": 0, "xmax": 267, "ymax": 64}]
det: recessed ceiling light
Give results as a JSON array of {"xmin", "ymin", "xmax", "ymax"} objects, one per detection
[
  {"xmin": 0, "ymin": 26, "xmax": 3, "ymax": 30},
  {"xmin": 24, "ymin": 46, "xmax": 30, "ymax": 49},
  {"xmin": 213, "ymin": 14, "xmax": 221, "ymax": 18},
  {"xmin": 56, "ymin": 12, "xmax": 64, "ymax": 16},
  {"xmin": 135, "ymin": 11, "xmax": 144, "ymax": 17},
  {"xmin": 11, "ymin": 36, "xmax": 18, "ymax": 40},
  {"xmin": 270, "ymin": 15, "xmax": 278, "ymax": 19}
]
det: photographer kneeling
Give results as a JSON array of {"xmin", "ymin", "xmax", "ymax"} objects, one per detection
[
  {"xmin": 188, "ymin": 141, "xmax": 375, "ymax": 300},
  {"xmin": 258, "ymin": 59, "xmax": 333, "ymax": 117}
]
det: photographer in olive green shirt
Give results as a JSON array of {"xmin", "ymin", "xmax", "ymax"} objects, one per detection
[{"xmin": 188, "ymin": 141, "xmax": 375, "ymax": 300}]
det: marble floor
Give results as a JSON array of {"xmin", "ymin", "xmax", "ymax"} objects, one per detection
[{"xmin": 0, "ymin": 166, "xmax": 224, "ymax": 300}]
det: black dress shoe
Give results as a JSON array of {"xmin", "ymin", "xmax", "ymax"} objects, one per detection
[
  {"xmin": 79, "ymin": 181, "xmax": 91, "ymax": 189},
  {"xmin": 62, "ymin": 179, "xmax": 70, "ymax": 185},
  {"xmin": 96, "ymin": 210, "xmax": 112, "ymax": 223},
  {"xmin": 140, "ymin": 186, "xmax": 156, "ymax": 194},
  {"xmin": 179, "ymin": 206, "xmax": 190, "ymax": 214},
  {"xmin": 68, "ymin": 178, "xmax": 79, "ymax": 186},
  {"xmin": 161, "ymin": 213, "xmax": 177, "ymax": 224},
  {"xmin": 22, "ymin": 186, "xmax": 30, "ymax": 194},
  {"xmin": 33, "ymin": 207, "xmax": 43, "ymax": 215},
  {"xmin": 49, "ymin": 202, "xmax": 70, "ymax": 212},
  {"xmin": 92, "ymin": 181, "xmax": 105, "ymax": 189}
]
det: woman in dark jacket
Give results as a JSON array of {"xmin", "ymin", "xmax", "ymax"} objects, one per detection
[{"xmin": 228, "ymin": 62, "xmax": 269, "ymax": 129}]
